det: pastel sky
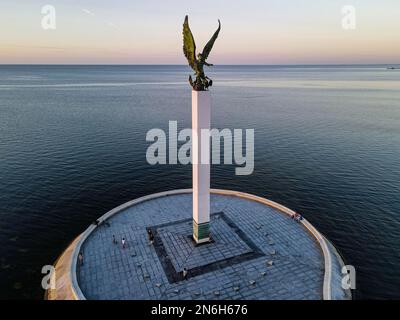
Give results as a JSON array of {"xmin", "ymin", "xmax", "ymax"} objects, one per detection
[{"xmin": 0, "ymin": 0, "xmax": 399, "ymax": 64}]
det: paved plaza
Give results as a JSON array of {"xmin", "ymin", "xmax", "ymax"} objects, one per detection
[{"xmin": 78, "ymin": 193, "xmax": 328, "ymax": 299}]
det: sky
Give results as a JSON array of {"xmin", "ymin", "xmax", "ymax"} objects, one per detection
[{"xmin": 0, "ymin": 0, "xmax": 399, "ymax": 64}]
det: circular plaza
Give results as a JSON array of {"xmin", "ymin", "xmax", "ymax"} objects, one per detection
[{"xmin": 46, "ymin": 189, "xmax": 351, "ymax": 300}]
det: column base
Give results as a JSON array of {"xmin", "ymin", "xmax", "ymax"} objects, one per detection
[{"xmin": 193, "ymin": 220, "xmax": 210, "ymax": 244}]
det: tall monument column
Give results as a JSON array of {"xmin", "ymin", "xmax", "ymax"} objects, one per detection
[
  {"xmin": 182, "ymin": 15, "xmax": 220, "ymax": 244},
  {"xmin": 192, "ymin": 90, "xmax": 211, "ymax": 243}
]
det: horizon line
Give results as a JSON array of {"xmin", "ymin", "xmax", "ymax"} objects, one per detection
[{"xmin": 0, "ymin": 63, "xmax": 398, "ymax": 66}]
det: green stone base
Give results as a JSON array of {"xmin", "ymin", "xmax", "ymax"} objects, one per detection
[{"xmin": 193, "ymin": 220, "xmax": 210, "ymax": 243}]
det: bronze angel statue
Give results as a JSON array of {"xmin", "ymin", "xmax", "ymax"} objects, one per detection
[{"xmin": 183, "ymin": 15, "xmax": 221, "ymax": 91}]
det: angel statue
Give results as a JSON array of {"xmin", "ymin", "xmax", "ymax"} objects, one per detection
[{"xmin": 183, "ymin": 15, "xmax": 221, "ymax": 91}]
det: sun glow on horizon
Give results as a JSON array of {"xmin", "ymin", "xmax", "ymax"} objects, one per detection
[{"xmin": 0, "ymin": 0, "xmax": 399, "ymax": 64}]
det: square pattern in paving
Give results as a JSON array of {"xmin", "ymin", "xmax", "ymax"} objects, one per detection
[{"xmin": 147, "ymin": 212, "xmax": 264, "ymax": 283}]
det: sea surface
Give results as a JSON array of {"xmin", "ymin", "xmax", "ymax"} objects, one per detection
[{"xmin": 0, "ymin": 65, "xmax": 399, "ymax": 299}]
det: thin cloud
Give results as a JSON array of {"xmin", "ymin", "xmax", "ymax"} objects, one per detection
[
  {"xmin": 81, "ymin": 8, "xmax": 95, "ymax": 16},
  {"xmin": 0, "ymin": 45, "xmax": 66, "ymax": 51},
  {"xmin": 80, "ymin": 8, "xmax": 117, "ymax": 28}
]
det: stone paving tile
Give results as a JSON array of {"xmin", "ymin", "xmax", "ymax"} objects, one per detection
[{"xmin": 78, "ymin": 193, "xmax": 328, "ymax": 300}]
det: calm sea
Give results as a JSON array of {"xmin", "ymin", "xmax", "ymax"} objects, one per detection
[{"xmin": 0, "ymin": 65, "xmax": 399, "ymax": 299}]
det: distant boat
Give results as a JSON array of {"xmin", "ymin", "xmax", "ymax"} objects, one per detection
[{"xmin": 387, "ymin": 66, "xmax": 400, "ymax": 70}]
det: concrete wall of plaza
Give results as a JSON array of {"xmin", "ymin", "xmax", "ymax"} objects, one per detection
[{"xmin": 46, "ymin": 189, "xmax": 351, "ymax": 300}]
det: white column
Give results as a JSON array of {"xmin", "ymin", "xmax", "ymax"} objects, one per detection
[{"xmin": 192, "ymin": 90, "xmax": 211, "ymax": 243}]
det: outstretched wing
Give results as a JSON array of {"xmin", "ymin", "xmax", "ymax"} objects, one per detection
[
  {"xmin": 201, "ymin": 19, "xmax": 221, "ymax": 62},
  {"xmin": 183, "ymin": 15, "xmax": 197, "ymax": 71}
]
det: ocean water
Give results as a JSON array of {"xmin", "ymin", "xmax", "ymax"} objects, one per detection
[{"xmin": 0, "ymin": 65, "xmax": 399, "ymax": 299}]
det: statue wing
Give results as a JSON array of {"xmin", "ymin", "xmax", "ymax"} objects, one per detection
[
  {"xmin": 201, "ymin": 19, "xmax": 221, "ymax": 62},
  {"xmin": 183, "ymin": 15, "xmax": 197, "ymax": 71}
]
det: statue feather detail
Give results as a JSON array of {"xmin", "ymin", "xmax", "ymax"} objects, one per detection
[
  {"xmin": 201, "ymin": 20, "xmax": 221, "ymax": 62},
  {"xmin": 183, "ymin": 16, "xmax": 197, "ymax": 72}
]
